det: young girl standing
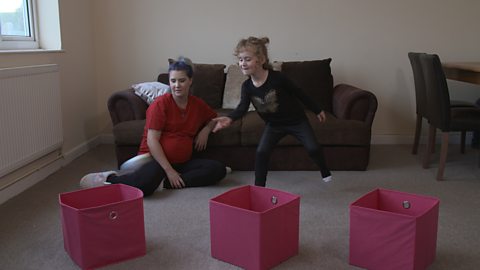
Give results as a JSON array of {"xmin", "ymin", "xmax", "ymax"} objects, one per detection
[{"xmin": 213, "ymin": 36, "xmax": 332, "ymax": 186}]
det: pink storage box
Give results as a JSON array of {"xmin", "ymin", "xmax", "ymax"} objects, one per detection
[
  {"xmin": 349, "ymin": 188, "xmax": 439, "ymax": 270},
  {"xmin": 210, "ymin": 185, "xmax": 300, "ymax": 270},
  {"xmin": 59, "ymin": 184, "xmax": 146, "ymax": 269}
]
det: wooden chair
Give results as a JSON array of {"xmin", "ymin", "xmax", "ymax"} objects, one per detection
[
  {"xmin": 419, "ymin": 53, "xmax": 480, "ymax": 180},
  {"xmin": 408, "ymin": 52, "xmax": 474, "ymax": 155}
]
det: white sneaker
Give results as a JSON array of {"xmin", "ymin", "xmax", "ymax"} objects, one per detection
[
  {"xmin": 322, "ymin": 175, "xmax": 332, "ymax": 183},
  {"xmin": 226, "ymin": 166, "xmax": 233, "ymax": 174},
  {"xmin": 80, "ymin": 171, "xmax": 117, "ymax": 189}
]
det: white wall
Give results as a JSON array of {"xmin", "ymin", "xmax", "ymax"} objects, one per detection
[
  {"xmin": 93, "ymin": 0, "xmax": 480, "ymax": 143},
  {"xmin": 0, "ymin": 0, "xmax": 97, "ymax": 155},
  {"xmin": 1, "ymin": 0, "xmax": 479, "ymax": 200},
  {"xmin": 0, "ymin": 0, "xmax": 97, "ymax": 198},
  {"xmin": 1, "ymin": 0, "xmax": 479, "ymax": 158}
]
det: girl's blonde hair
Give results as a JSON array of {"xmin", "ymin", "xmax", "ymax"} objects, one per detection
[{"xmin": 234, "ymin": 36, "xmax": 272, "ymax": 70}]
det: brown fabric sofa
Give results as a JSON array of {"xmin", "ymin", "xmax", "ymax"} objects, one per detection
[{"xmin": 108, "ymin": 59, "xmax": 378, "ymax": 171}]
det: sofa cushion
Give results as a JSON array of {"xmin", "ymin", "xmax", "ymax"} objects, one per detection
[
  {"xmin": 240, "ymin": 111, "xmax": 370, "ymax": 146},
  {"xmin": 190, "ymin": 63, "xmax": 226, "ymax": 109},
  {"xmin": 306, "ymin": 111, "xmax": 371, "ymax": 146},
  {"xmin": 281, "ymin": 58, "xmax": 333, "ymax": 113},
  {"xmin": 272, "ymin": 61, "xmax": 283, "ymax": 71},
  {"xmin": 240, "ymin": 112, "xmax": 265, "ymax": 146},
  {"xmin": 222, "ymin": 64, "xmax": 254, "ymax": 111},
  {"xmin": 132, "ymin": 82, "xmax": 170, "ymax": 104},
  {"xmin": 208, "ymin": 108, "xmax": 242, "ymax": 146}
]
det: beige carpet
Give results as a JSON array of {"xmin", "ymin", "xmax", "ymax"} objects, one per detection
[{"xmin": 0, "ymin": 144, "xmax": 479, "ymax": 269}]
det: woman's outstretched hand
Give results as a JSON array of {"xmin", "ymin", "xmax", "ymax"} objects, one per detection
[{"xmin": 212, "ymin": 116, "xmax": 233, "ymax": 133}]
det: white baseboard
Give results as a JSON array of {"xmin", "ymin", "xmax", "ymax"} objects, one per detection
[
  {"xmin": 0, "ymin": 157, "xmax": 63, "ymax": 205},
  {"xmin": 0, "ymin": 135, "xmax": 105, "ymax": 205},
  {"xmin": 98, "ymin": 133, "xmax": 114, "ymax": 144},
  {"xmin": 371, "ymin": 133, "xmax": 473, "ymax": 145},
  {"xmin": 62, "ymin": 136, "xmax": 101, "ymax": 165},
  {"xmin": 371, "ymin": 134, "xmax": 413, "ymax": 145}
]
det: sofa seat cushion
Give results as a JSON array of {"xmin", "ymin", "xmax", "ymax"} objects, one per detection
[
  {"xmin": 306, "ymin": 112, "xmax": 371, "ymax": 146},
  {"xmin": 240, "ymin": 111, "xmax": 370, "ymax": 146},
  {"xmin": 208, "ymin": 122, "xmax": 242, "ymax": 146},
  {"xmin": 240, "ymin": 112, "xmax": 265, "ymax": 146},
  {"xmin": 113, "ymin": 120, "xmax": 145, "ymax": 145},
  {"xmin": 208, "ymin": 109, "xmax": 242, "ymax": 146}
]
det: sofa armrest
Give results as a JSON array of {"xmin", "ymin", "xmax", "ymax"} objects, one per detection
[
  {"xmin": 108, "ymin": 88, "xmax": 149, "ymax": 125},
  {"xmin": 332, "ymin": 83, "xmax": 378, "ymax": 126}
]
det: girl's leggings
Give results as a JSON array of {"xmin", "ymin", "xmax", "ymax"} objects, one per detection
[{"xmin": 255, "ymin": 119, "xmax": 330, "ymax": 186}]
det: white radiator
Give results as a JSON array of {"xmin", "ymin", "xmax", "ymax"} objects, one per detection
[{"xmin": 0, "ymin": 64, "xmax": 63, "ymax": 178}]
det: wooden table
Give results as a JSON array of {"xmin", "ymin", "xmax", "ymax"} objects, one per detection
[{"xmin": 442, "ymin": 62, "xmax": 480, "ymax": 85}]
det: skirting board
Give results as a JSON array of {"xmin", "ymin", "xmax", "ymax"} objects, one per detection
[
  {"xmin": 0, "ymin": 136, "xmax": 104, "ymax": 205},
  {"xmin": 372, "ymin": 133, "xmax": 474, "ymax": 145},
  {"xmin": 0, "ymin": 158, "xmax": 63, "ymax": 205}
]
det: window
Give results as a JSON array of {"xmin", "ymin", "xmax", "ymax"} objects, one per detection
[{"xmin": 0, "ymin": 0, "xmax": 39, "ymax": 50}]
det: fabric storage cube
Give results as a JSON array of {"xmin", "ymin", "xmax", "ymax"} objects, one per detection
[
  {"xmin": 59, "ymin": 184, "xmax": 146, "ymax": 269},
  {"xmin": 349, "ymin": 188, "xmax": 440, "ymax": 270},
  {"xmin": 210, "ymin": 185, "xmax": 300, "ymax": 270}
]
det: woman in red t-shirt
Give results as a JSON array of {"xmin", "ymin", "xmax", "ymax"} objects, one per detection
[{"xmin": 80, "ymin": 57, "xmax": 228, "ymax": 196}]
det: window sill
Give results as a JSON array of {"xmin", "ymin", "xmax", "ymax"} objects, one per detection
[{"xmin": 0, "ymin": 49, "xmax": 64, "ymax": 54}]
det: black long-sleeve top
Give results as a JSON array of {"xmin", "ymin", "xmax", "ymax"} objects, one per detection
[{"xmin": 228, "ymin": 70, "xmax": 322, "ymax": 126}]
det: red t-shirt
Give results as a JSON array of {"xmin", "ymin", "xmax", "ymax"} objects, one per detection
[{"xmin": 138, "ymin": 93, "xmax": 217, "ymax": 163}]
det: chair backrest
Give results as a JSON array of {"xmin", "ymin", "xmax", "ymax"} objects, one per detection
[
  {"xmin": 408, "ymin": 52, "xmax": 428, "ymax": 117},
  {"xmin": 419, "ymin": 53, "xmax": 451, "ymax": 130}
]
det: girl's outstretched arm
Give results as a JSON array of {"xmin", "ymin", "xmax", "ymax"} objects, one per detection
[{"xmin": 212, "ymin": 116, "xmax": 233, "ymax": 133}]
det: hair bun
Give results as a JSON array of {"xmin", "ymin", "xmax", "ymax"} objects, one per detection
[
  {"xmin": 168, "ymin": 56, "xmax": 193, "ymax": 69},
  {"xmin": 177, "ymin": 56, "xmax": 193, "ymax": 68},
  {"xmin": 259, "ymin": 37, "xmax": 270, "ymax": 45}
]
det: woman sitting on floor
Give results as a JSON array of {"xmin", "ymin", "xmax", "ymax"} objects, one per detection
[{"xmin": 80, "ymin": 57, "xmax": 229, "ymax": 196}]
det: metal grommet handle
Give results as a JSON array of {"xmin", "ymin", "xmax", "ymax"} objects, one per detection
[
  {"xmin": 271, "ymin": 196, "xmax": 278, "ymax": 205},
  {"xmin": 402, "ymin": 201, "xmax": 411, "ymax": 209},
  {"xmin": 109, "ymin": 211, "xmax": 118, "ymax": 220}
]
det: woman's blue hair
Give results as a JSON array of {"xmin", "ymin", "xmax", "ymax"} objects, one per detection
[{"xmin": 168, "ymin": 57, "xmax": 194, "ymax": 78}]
